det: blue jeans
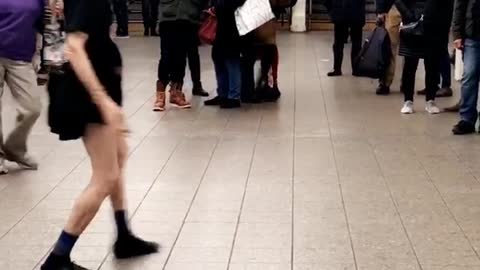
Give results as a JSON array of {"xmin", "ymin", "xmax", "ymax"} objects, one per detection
[
  {"xmin": 212, "ymin": 49, "xmax": 241, "ymax": 100},
  {"xmin": 460, "ymin": 39, "xmax": 480, "ymax": 124}
]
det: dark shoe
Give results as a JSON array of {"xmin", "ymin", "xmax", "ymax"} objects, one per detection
[
  {"xmin": 204, "ymin": 96, "xmax": 223, "ymax": 106},
  {"xmin": 144, "ymin": 27, "xmax": 150, "ymax": 36},
  {"xmin": 436, "ymin": 87, "xmax": 453, "ymax": 97},
  {"xmin": 192, "ymin": 84, "xmax": 209, "ymax": 97},
  {"xmin": 41, "ymin": 254, "xmax": 89, "ymax": 270},
  {"xmin": 417, "ymin": 88, "xmax": 427, "ymax": 95},
  {"xmin": 114, "ymin": 234, "xmax": 159, "ymax": 259},
  {"xmin": 115, "ymin": 32, "xmax": 130, "ymax": 39},
  {"xmin": 260, "ymin": 85, "xmax": 281, "ymax": 102},
  {"xmin": 242, "ymin": 95, "xmax": 262, "ymax": 104},
  {"xmin": 444, "ymin": 101, "xmax": 461, "ymax": 113},
  {"xmin": 376, "ymin": 84, "xmax": 390, "ymax": 96},
  {"xmin": 327, "ymin": 70, "xmax": 342, "ymax": 77},
  {"xmin": 221, "ymin": 99, "xmax": 241, "ymax": 109},
  {"xmin": 452, "ymin": 120, "xmax": 476, "ymax": 135}
]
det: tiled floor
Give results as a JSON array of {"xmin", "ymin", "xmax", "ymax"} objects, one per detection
[{"xmin": 0, "ymin": 32, "xmax": 479, "ymax": 270}]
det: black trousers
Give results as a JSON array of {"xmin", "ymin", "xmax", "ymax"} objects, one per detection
[
  {"xmin": 401, "ymin": 25, "xmax": 447, "ymax": 102},
  {"xmin": 142, "ymin": 0, "xmax": 159, "ymax": 29},
  {"xmin": 332, "ymin": 22, "xmax": 363, "ymax": 72},
  {"xmin": 158, "ymin": 21, "xmax": 197, "ymax": 85},
  {"xmin": 187, "ymin": 35, "xmax": 202, "ymax": 86},
  {"xmin": 112, "ymin": 0, "xmax": 129, "ymax": 35},
  {"xmin": 401, "ymin": 56, "xmax": 440, "ymax": 102}
]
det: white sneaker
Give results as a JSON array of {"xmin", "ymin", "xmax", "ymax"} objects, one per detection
[
  {"xmin": 0, "ymin": 158, "xmax": 8, "ymax": 175},
  {"xmin": 426, "ymin": 100, "xmax": 441, "ymax": 114},
  {"xmin": 401, "ymin": 101, "xmax": 414, "ymax": 114}
]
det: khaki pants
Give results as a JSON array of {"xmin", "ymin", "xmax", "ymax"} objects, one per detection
[
  {"xmin": 382, "ymin": 6, "xmax": 402, "ymax": 87},
  {"xmin": 0, "ymin": 57, "xmax": 42, "ymax": 159}
]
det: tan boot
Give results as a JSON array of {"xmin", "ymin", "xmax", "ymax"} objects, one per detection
[
  {"xmin": 153, "ymin": 80, "xmax": 166, "ymax": 111},
  {"xmin": 170, "ymin": 83, "xmax": 191, "ymax": 109}
]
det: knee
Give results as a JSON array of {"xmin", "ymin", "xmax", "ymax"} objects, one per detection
[
  {"xmin": 25, "ymin": 99, "xmax": 42, "ymax": 120},
  {"xmin": 92, "ymin": 169, "xmax": 121, "ymax": 195}
]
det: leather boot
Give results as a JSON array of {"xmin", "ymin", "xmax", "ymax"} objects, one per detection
[
  {"xmin": 153, "ymin": 80, "xmax": 166, "ymax": 111},
  {"xmin": 170, "ymin": 83, "xmax": 192, "ymax": 109}
]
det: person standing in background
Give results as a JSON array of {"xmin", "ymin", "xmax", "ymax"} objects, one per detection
[
  {"xmin": 324, "ymin": 0, "xmax": 366, "ymax": 77},
  {"xmin": 142, "ymin": 0, "xmax": 159, "ymax": 36},
  {"xmin": 0, "ymin": 0, "xmax": 43, "ymax": 174},
  {"xmin": 451, "ymin": 0, "xmax": 480, "ymax": 134},
  {"xmin": 153, "ymin": 0, "xmax": 207, "ymax": 111},
  {"xmin": 112, "ymin": 0, "xmax": 130, "ymax": 38},
  {"xmin": 375, "ymin": 0, "xmax": 401, "ymax": 95},
  {"xmin": 188, "ymin": 38, "xmax": 209, "ymax": 96}
]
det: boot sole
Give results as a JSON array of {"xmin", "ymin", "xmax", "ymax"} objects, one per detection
[{"xmin": 171, "ymin": 104, "xmax": 192, "ymax": 109}]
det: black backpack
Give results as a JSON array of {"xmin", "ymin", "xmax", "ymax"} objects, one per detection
[{"xmin": 353, "ymin": 25, "xmax": 392, "ymax": 79}]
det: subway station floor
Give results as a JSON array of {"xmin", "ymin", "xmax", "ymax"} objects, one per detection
[{"xmin": 1, "ymin": 32, "xmax": 480, "ymax": 270}]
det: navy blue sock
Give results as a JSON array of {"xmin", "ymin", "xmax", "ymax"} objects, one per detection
[
  {"xmin": 114, "ymin": 210, "xmax": 131, "ymax": 238},
  {"xmin": 52, "ymin": 231, "xmax": 79, "ymax": 257}
]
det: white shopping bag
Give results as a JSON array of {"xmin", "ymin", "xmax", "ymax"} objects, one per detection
[{"xmin": 235, "ymin": 0, "xmax": 275, "ymax": 36}]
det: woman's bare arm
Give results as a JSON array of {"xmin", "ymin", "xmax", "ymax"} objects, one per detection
[{"xmin": 64, "ymin": 32, "xmax": 109, "ymax": 105}]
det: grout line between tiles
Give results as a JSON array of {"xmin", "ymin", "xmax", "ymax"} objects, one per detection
[
  {"xmin": 369, "ymin": 142, "xmax": 425, "ymax": 270},
  {"xmin": 314, "ymin": 38, "xmax": 359, "ymax": 270},
  {"xmin": 226, "ymin": 112, "xmax": 263, "ymax": 270}
]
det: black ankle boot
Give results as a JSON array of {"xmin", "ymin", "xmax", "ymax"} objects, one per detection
[{"xmin": 192, "ymin": 83, "xmax": 209, "ymax": 97}]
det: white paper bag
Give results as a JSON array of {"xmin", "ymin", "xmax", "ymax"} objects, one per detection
[{"xmin": 235, "ymin": 0, "xmax": 275, "ymax": 36}]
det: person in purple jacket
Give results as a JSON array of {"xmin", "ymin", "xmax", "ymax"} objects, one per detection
[{"xmin": 0, "ymin": 0, "xmax": 43, "ymax": 174}]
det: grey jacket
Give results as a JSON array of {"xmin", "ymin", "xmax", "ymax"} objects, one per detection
[
  {"xmin": 452, "ymin": 0, "xmax": 480, "ymax": 40},
  {"xmin": 159, "ymin": 0, "xmax": 208, "ymax": 24}
]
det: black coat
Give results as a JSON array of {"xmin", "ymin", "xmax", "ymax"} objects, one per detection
[
  {"xmin": 397, "ymin": 0, "xmax": 453, "ymax": 58},
  {"xmin": 213, "ymin": 0, "xmax": 246, "ymax": 55},
  {"xmin": 376, "ymin": 0, "xmax": 395, "ymax": 14},
  {"xmin": 452, "ymin": 0, "xmax": 480, "ymax": 41},
  {"xmin": 324, "ymin": 0, "xmax": 366, "ymax": 24}
]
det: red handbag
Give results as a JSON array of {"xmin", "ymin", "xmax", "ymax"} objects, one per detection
[{"xmin": 198, "ymin": 8, "xmax": 217, "ymax": 45}]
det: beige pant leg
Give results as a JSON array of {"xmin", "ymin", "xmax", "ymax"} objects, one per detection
[
  {"xmin": 384, "ymin": 6, "xmax": 402, "ymax": 87},
  {"xmin": 0, "ymin": 57, "xmax": 42, "ymax": 158}
]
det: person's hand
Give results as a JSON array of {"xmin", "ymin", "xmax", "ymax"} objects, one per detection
[
  {"xmin": 454, "ymin": 39, "xmax": 464, "ymax": 50},
  {"xmin": 377, "ymin": 13, "xmax": 387, "ymax": 22},
  {"xmin": 99, "ymin": 96, "xmax": 128, "ymax": 133}
]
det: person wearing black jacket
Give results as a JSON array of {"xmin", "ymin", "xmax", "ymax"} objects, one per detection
[
  {"xmin": 452, "ymin": 0, "xmax": 480, "ymax": 134},
  {"xmin": 396, "ymin": 0, "xmax": 453, "ymax": 114},
  {"xmin": 324, "ymin": 0, "xmax": 366, "ymax": 77},
  {"xmin": 204, "ymin": 0, "xmax": 246, "ymax": 108},
  {"xmin": 142, "ymin": 0, "xmax": 159, "ymax": 36}
]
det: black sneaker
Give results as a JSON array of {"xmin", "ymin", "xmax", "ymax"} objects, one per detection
[
  {"xmin": 376, "ymin": 84, "xmax": 390, "ymax": 96},
  {"xmin": 220, "ymin": 99, "xmax": 241, "ymax": 109},
  {"xmin": 114, "ymin": 234, "xmax": 159, "ymax": 259},
  {"xmin": 204, "ymin": 96, "xmax": 223, "ymax": 106},
  {"xmin": 192, "ymin": 84, "xmax": 209, "ymax": 97},
  {"xmin": 327, "ymin": 70, "xmax": 342, "ymax": 77},
  {"xmin": 41, "ymin": 254, "xmax": 89, "ymax": 270},
  {"xmin": 452, "ymin": 120, "xmax": 476, "ymax": 135}
]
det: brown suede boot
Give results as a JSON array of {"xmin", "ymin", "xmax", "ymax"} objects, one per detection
[
  {"xmin": 170, "ymin": 83, "xmax": 191, "ymax": 109},
  {"xmin": 153, "ymin": 80, "xmax": 166, "ymax": 111}
]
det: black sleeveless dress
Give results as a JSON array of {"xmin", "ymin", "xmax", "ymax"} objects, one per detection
[{"xmin": 48, "ymin": 0, "xmax": 123, "ymax": 141}]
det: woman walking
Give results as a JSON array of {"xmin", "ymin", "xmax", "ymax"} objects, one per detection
[{"xmin": 42, "ymin": 0, "xmax": 158, "ymax": 269}]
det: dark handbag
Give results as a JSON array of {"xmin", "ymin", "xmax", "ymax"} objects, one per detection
[
  {"xmin": 198, "ymin": 8, "xmax": 217, "ymax": 45},
  {"xmin": 399, "ymin": 15, "xmax": 424, "ymax": 37},
  {"xmin": 353, "ymin": 25, "xmax": 392, "ymax": 79}
]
